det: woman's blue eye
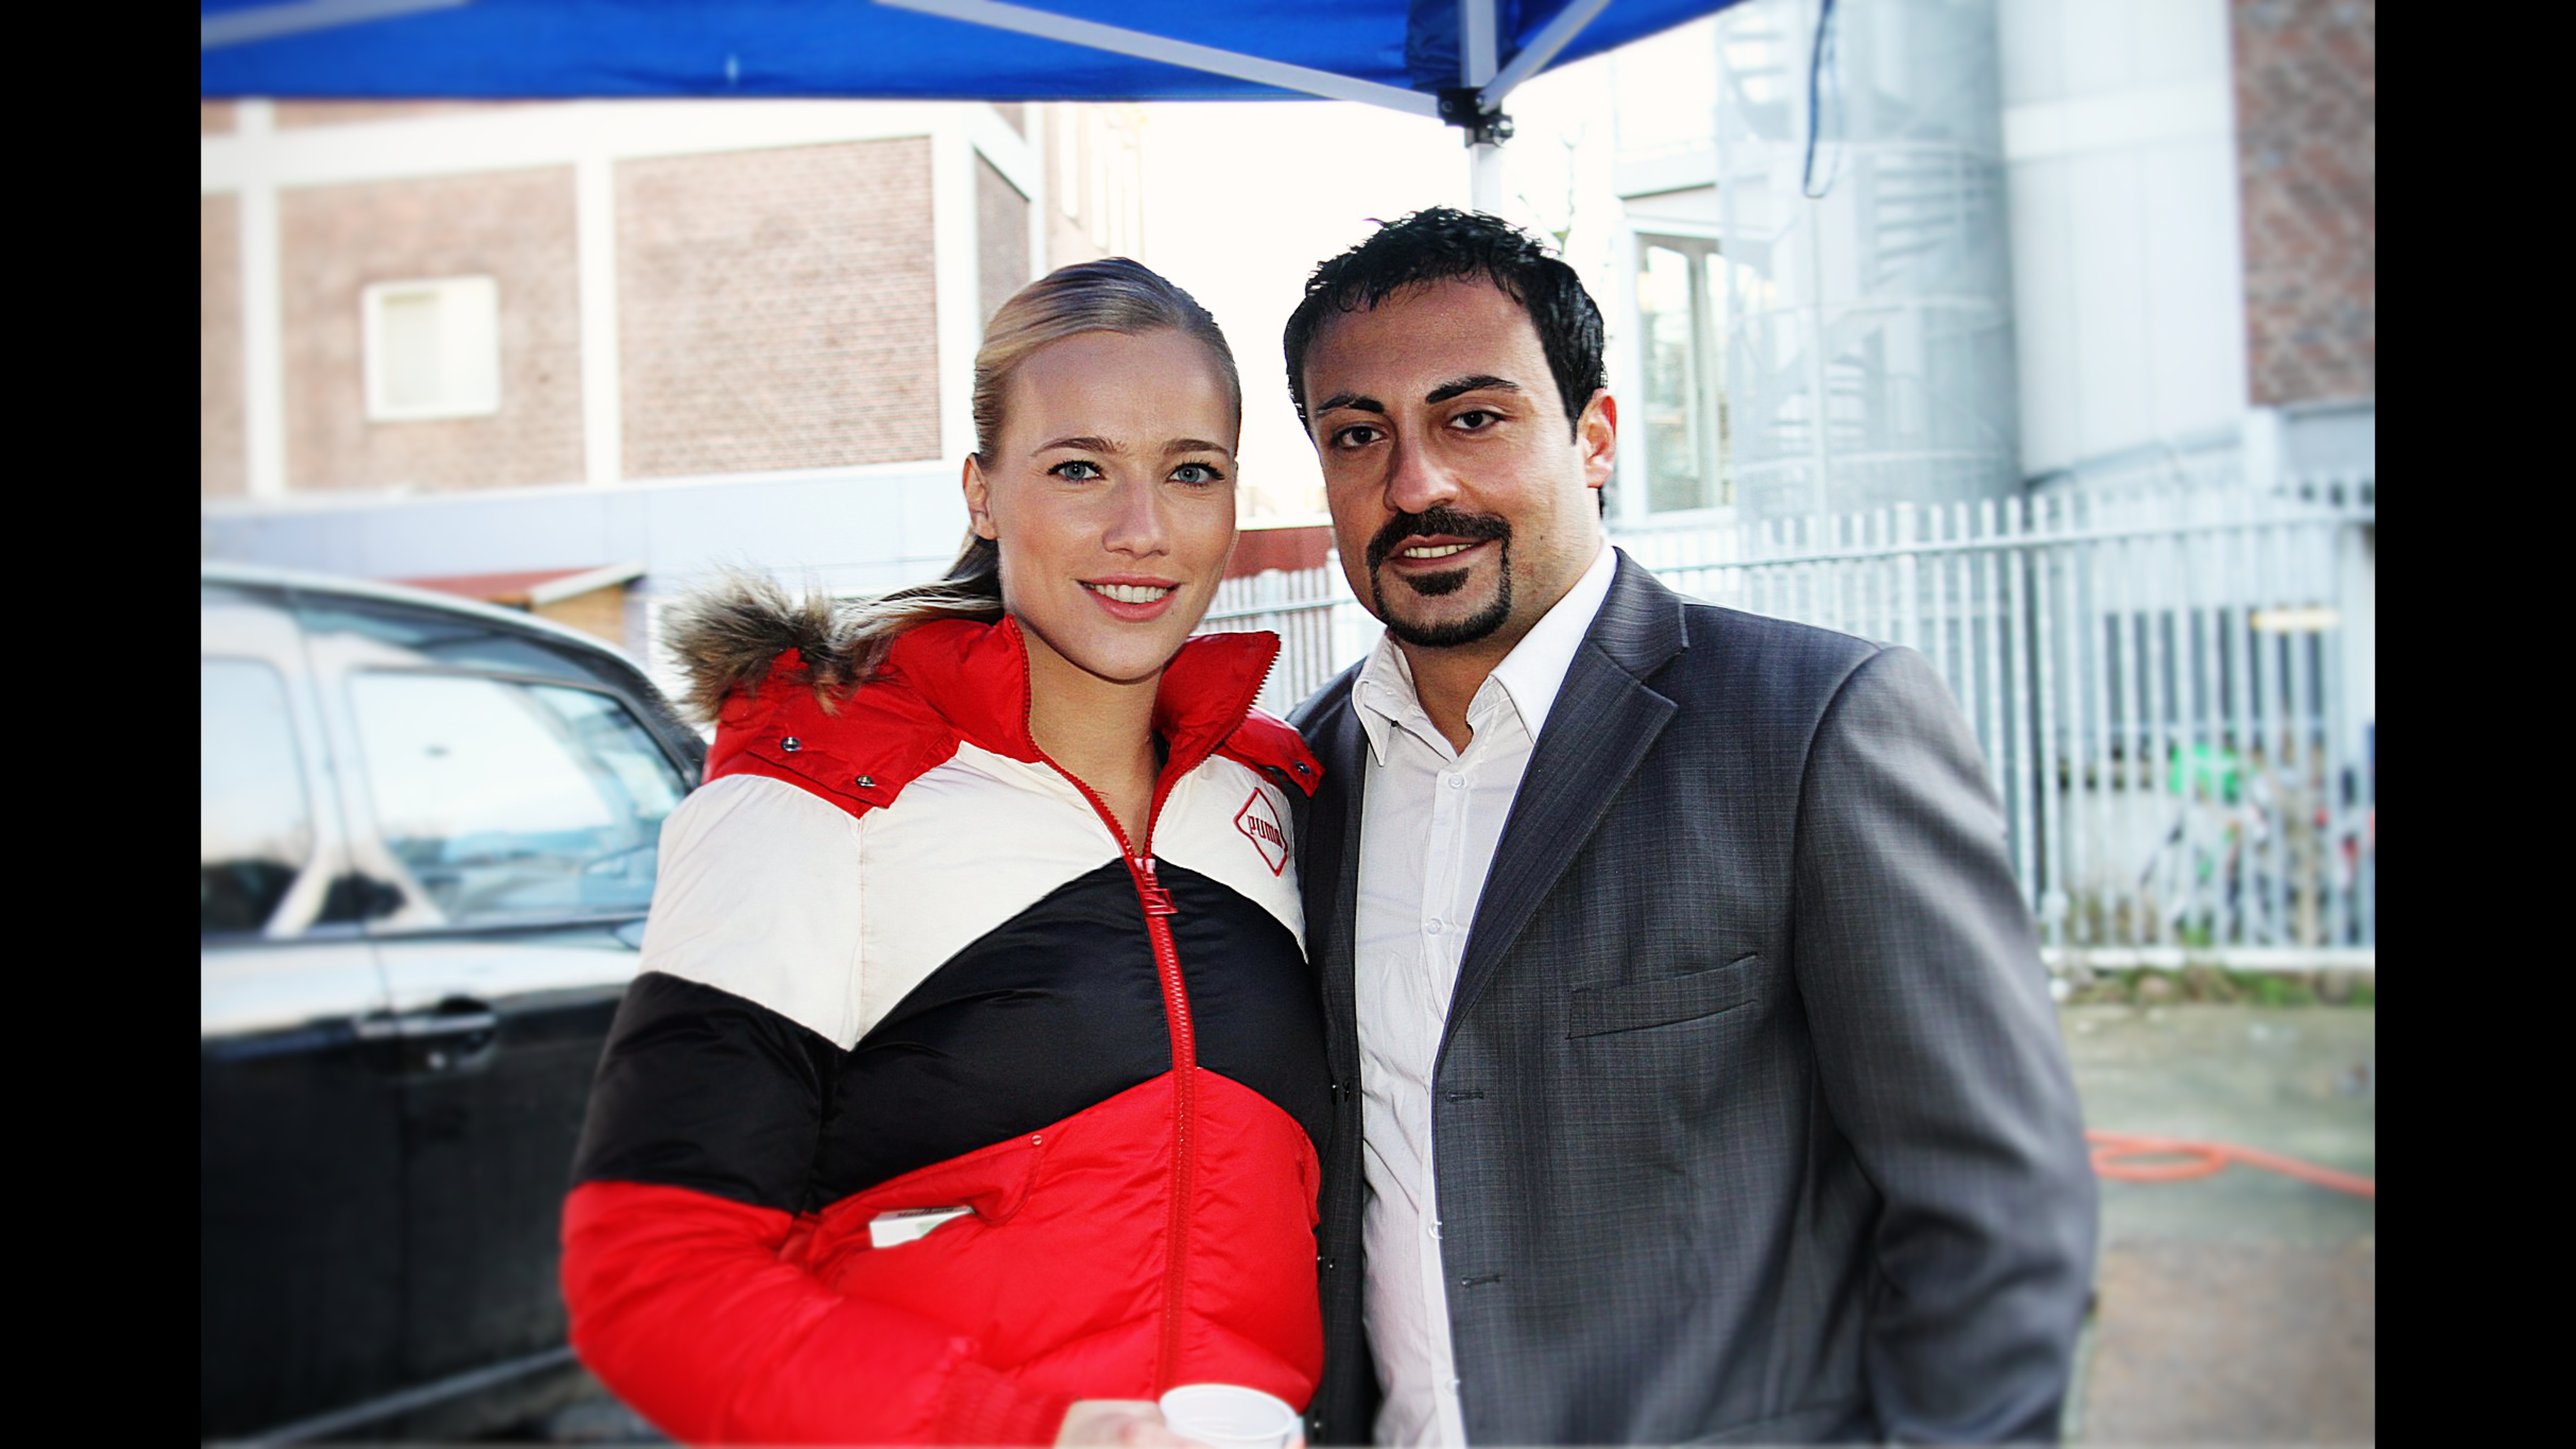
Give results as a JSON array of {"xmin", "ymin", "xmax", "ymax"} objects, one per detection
[
  {"xmin": 1050, "ymin": 460, "xmax": 1104, "ymax": 481},
  {"xmin": 1171, "ymin": 463, "xmax": 1226, "ymax": 486}
]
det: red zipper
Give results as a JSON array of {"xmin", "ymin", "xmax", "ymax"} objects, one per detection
[
  {"xmin": 1018, "ymin": 631, "xmax": 1273, "ymax": 1392},
  {"xmin": 1130, "ymin": 852, "xmax": 1194, "ymax": 1389}
]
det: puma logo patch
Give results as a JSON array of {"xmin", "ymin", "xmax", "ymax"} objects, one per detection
[{"xmin": 1235, "ymin": 789, "xmax": 1290, "ymax": 876}]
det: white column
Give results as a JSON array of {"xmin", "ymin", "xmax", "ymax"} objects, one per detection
[
  {"xmin": 575, "ymin": 144, "xmax": 623, "ymax": 486},
  {"xmin": 238, "ymin": 99, "xmax": 287, "ymax": 497},
  {"xmin": 931, "ymin": 119, "xmax": 982, "ymax": 465},
  {"xmin": 1025, "ymin": 106, "xmax": 1050, "ymax": 280},
  {"xmin": 1609, "ymin": 219, "xmax": 1647, "ymax": 525}
]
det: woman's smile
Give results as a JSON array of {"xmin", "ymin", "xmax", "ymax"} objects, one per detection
[{"xmin": 1081, "ymin": 575, "xmax": 1183, "ymax": 619}]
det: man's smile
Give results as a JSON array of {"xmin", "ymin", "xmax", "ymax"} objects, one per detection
[{"xmin": 1389, "ymin": 541, "xmax": 1482, "ymax": 563}]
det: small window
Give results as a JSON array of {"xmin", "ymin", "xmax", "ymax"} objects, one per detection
[
  {"xmin": 203, "ymin": 659, "xmax": 314, "ymax": 935},
  {"xmin": 349, "ymin": 674, "xmax": 686, "ymax": 925},
  {"xmin": 362, "ymin": 275, "xmax": 500, "ymax": 421},
  {"xmin": 1636, "ymin": 236, "xmax": 1732, "ymax": 514}
]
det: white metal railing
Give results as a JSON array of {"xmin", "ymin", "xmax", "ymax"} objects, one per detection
[
  {"xmin": 1199, "ymin": 479, "xmax": 2375, "ymax": 963},
  {"xmin": 1198, "ymin": 564, "xmax": 1371, "ymax": 719}
]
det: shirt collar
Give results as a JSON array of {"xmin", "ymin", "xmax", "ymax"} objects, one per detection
[
  {"xmin": 1350, "ymin": 540, "xmax": 1619, "ymax": 766},
  {"xmin": 1486, "ymin": 541, "xmax": 1618, "ymax": 743}
]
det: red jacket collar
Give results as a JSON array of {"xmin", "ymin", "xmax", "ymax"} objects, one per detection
[
  {"xmin": 879, "ymin": 616, "xmax": 1319, "ymax": 794},
  {"xmin": 706, "ymin": 614, "xmax": 1321, "ymax": 814}
]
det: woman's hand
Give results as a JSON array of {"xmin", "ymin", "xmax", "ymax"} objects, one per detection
[{"xmin": 1055, "ymin": 1399, "xmax": 1191, "ymax": 1446}]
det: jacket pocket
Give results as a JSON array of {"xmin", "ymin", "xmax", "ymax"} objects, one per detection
[{"xmin": 1567, "ymin": 954, "xmax": 1762, "ymax": 1038}]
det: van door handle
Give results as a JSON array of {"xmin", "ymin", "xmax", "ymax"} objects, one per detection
[
  {"xmin": 357, "ymin": 1007, "xmax": 499, "ymax": 1040},
  {"xmin": 358, "ymin": 1000, "xmax": 499, "ymax": 1072}
]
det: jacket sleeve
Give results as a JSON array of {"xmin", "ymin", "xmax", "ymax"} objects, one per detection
[
  {"xmin": 1787, "ymin": 646, "xmax": 2098, "ymax": 1443},
  {"xmin": 561, "ymin": 1182, "xmax": 1066, "ymax": 1444},
  {"xmin": 560, "ymin": 775, "xmax": 1072, "ymax": 1445}
]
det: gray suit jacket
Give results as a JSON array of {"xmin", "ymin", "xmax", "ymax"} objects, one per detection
[{"xmin": 1288, "ymin": 553, "xmax": 2096, "ymax": 1445}]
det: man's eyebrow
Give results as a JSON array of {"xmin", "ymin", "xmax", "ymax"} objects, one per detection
[
  {"xmin": 1163, "ymin": 438, "xmax": 1234, "ymax": 456},
  {"xmin": 1424, "ymin": 375, "xmax": 1523, "ymax": 404},
  {"xmin": 1313, "ymin": 392, "xmax": 1384, "ymax": 415},
  {"xmin": 1035, "ymin": 435, "xmax": 1124, "ymax": 454}
]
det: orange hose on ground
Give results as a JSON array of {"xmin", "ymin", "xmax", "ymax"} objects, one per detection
[{"xmin": 2085, "ymin": 1130, "xmax": 2375, "ymax": 1199}]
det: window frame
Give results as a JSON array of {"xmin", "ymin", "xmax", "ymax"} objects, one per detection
[
  {"xmin": 360, "ymin": 274, "xmax": 502, "ymax": 423},
  {"xmin": 200, "ymin": 583, "xmax": 370, "ymax": 947},
  {"xmin": 335, "ymin": 665, "xmax": 694, "ymax": 936},
  {"xmin": 1629, "ymin": 230, "xmax": 1733, "ymax": 519}
]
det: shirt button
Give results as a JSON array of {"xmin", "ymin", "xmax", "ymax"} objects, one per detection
[
  {"xmin": 1425, "ymin": 919, "xmax": 1445, "ymax": 936},
  {"xmin": 1428, "ymin": 1219, "xmax": 1442, "ymax": 1240},
  {"xmin": 1444, "ymin": 773, "xmax": 1465, "ymax": 789}
]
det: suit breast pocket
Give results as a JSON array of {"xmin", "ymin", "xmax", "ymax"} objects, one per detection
[{"xmin": 1567, "ymin": 954, "xmax": 1763, "ymax": 1038}]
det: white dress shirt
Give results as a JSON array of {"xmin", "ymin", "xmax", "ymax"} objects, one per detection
[{"xmin": 1351, "ymin": 543, "xmax": 1619, "ymax": 1446}]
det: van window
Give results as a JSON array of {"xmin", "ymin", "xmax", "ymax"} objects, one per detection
[
  {"xmin": 348, "ymin": 674, "xmax": 685, "ymax": 924},
  {"xmin": 203, "ymin": 658, "xmax": 314, "ymax": 935},
  {"xmin": 297, "ymin": 597, "xmax": 616, "ymax": 691}
]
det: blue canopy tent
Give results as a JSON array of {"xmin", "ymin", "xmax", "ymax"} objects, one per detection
[{"xmin": 203, "ymin": 1, "xmax": 1746, "ymax": 204}]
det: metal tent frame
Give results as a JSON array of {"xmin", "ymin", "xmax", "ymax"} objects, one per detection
[{"xmin": 203, "ymin": 0, "xmax": 1632, "ymax": 206}]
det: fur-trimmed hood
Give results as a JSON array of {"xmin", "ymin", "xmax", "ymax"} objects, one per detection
[
  {"xmin": 666, "ymin": 570, "xmax": 1321, "ymax": 815},
  {"xmin": 660, "ymin": 570, "xmax": 872, "ymax": 726}
]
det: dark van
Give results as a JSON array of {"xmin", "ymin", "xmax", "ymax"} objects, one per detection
[{"xmin": 201, "ymin": 564, "xmax": 702, "ymax": 1441}]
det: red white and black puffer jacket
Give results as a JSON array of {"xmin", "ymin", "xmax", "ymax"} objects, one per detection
[{"xmin": 562, "ymin": 613, "xmax": 1327, "ymax": 1445}]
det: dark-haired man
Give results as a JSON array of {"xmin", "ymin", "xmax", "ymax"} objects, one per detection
[{"xmin": 1283, "ymin": 208, "xmax": 2096, "ymax": 1446}]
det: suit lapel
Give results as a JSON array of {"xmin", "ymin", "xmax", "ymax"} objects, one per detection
[
  {"xmin": 1442, "ymin": 557, "xmax": 1690, "ymax": 1056},
  {"xmin": 1304, "ymin": 694, "xmax": 1370, "ymax": 1080}
]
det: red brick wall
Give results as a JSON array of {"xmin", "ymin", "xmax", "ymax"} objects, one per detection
[
  {"xmin": 279, "ymin": 167, "xmax": 586, "ymax": 491},
  {"xmin": 203, "ymin": 195, "xmax": 245, "ymax": 497},
  {"xmin": 616, "ymin": 138, "xmax": 941, "ymax": 477},
  {"xmin": 978, "ymin": 156, "xmax": 1031, "ymax": 328},
  {"xmin": 1226, "ymin": 525, "xmax": 1333, "ymax": 578},
  {"xmin": 2233, "ymin": 0, "xmax": 2375, "ymax": 404}
]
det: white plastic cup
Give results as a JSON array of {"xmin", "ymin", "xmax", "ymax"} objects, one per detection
[{"xmin": 1157, "ymin": 1384, "xmax": 1301, "ymax": 1449}]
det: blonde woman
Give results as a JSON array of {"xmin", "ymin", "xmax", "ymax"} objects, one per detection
[{"xmin": 562, "ymin": 260, "xmax": 1327, "ymax": 1445}]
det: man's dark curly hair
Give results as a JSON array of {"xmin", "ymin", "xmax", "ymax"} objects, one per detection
[{"xmin": 1283, "ymin": 207, "xmax": 1607, "ymax": 440}]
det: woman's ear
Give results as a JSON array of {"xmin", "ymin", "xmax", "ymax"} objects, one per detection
[{"xmin": 962, "ymin": 455, "xmax": 999, "ymax": 541}]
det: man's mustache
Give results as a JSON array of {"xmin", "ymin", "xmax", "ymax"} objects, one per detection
[{"xmin": 1365, "ymin": 508, "xmax": 1513, "ymax": 572}]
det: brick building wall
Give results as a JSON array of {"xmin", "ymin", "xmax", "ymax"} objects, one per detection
[
  {"xmin": 203, "ymin": 194, "xmax": 245, "ymax": 497},
  {"xmin": 978, "ymin": 156, "xmax": 1031, "ymax": 326},
  {"xmin": 616, "ymin": 138, "xmax": 940, "ymax": 477},
  {"xmin": 280, "ymin": 167, "xmax": 586, "ymax": 491},
  {"xmin": 2233, "ymin": 0, "xmax": 2375, "ymax": 405}
]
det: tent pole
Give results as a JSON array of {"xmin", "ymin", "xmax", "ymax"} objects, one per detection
[
  {"xmin": 1461, "ymin": 0, "xmax": 1502, "ymax": 212},
  {"xmin": 874, "ymin": 0, "xmax": 1440, "ymax": 116},
  {"xmin": 1469, "ymin": 139, "xmax": 1507, "ymax": 212}
]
